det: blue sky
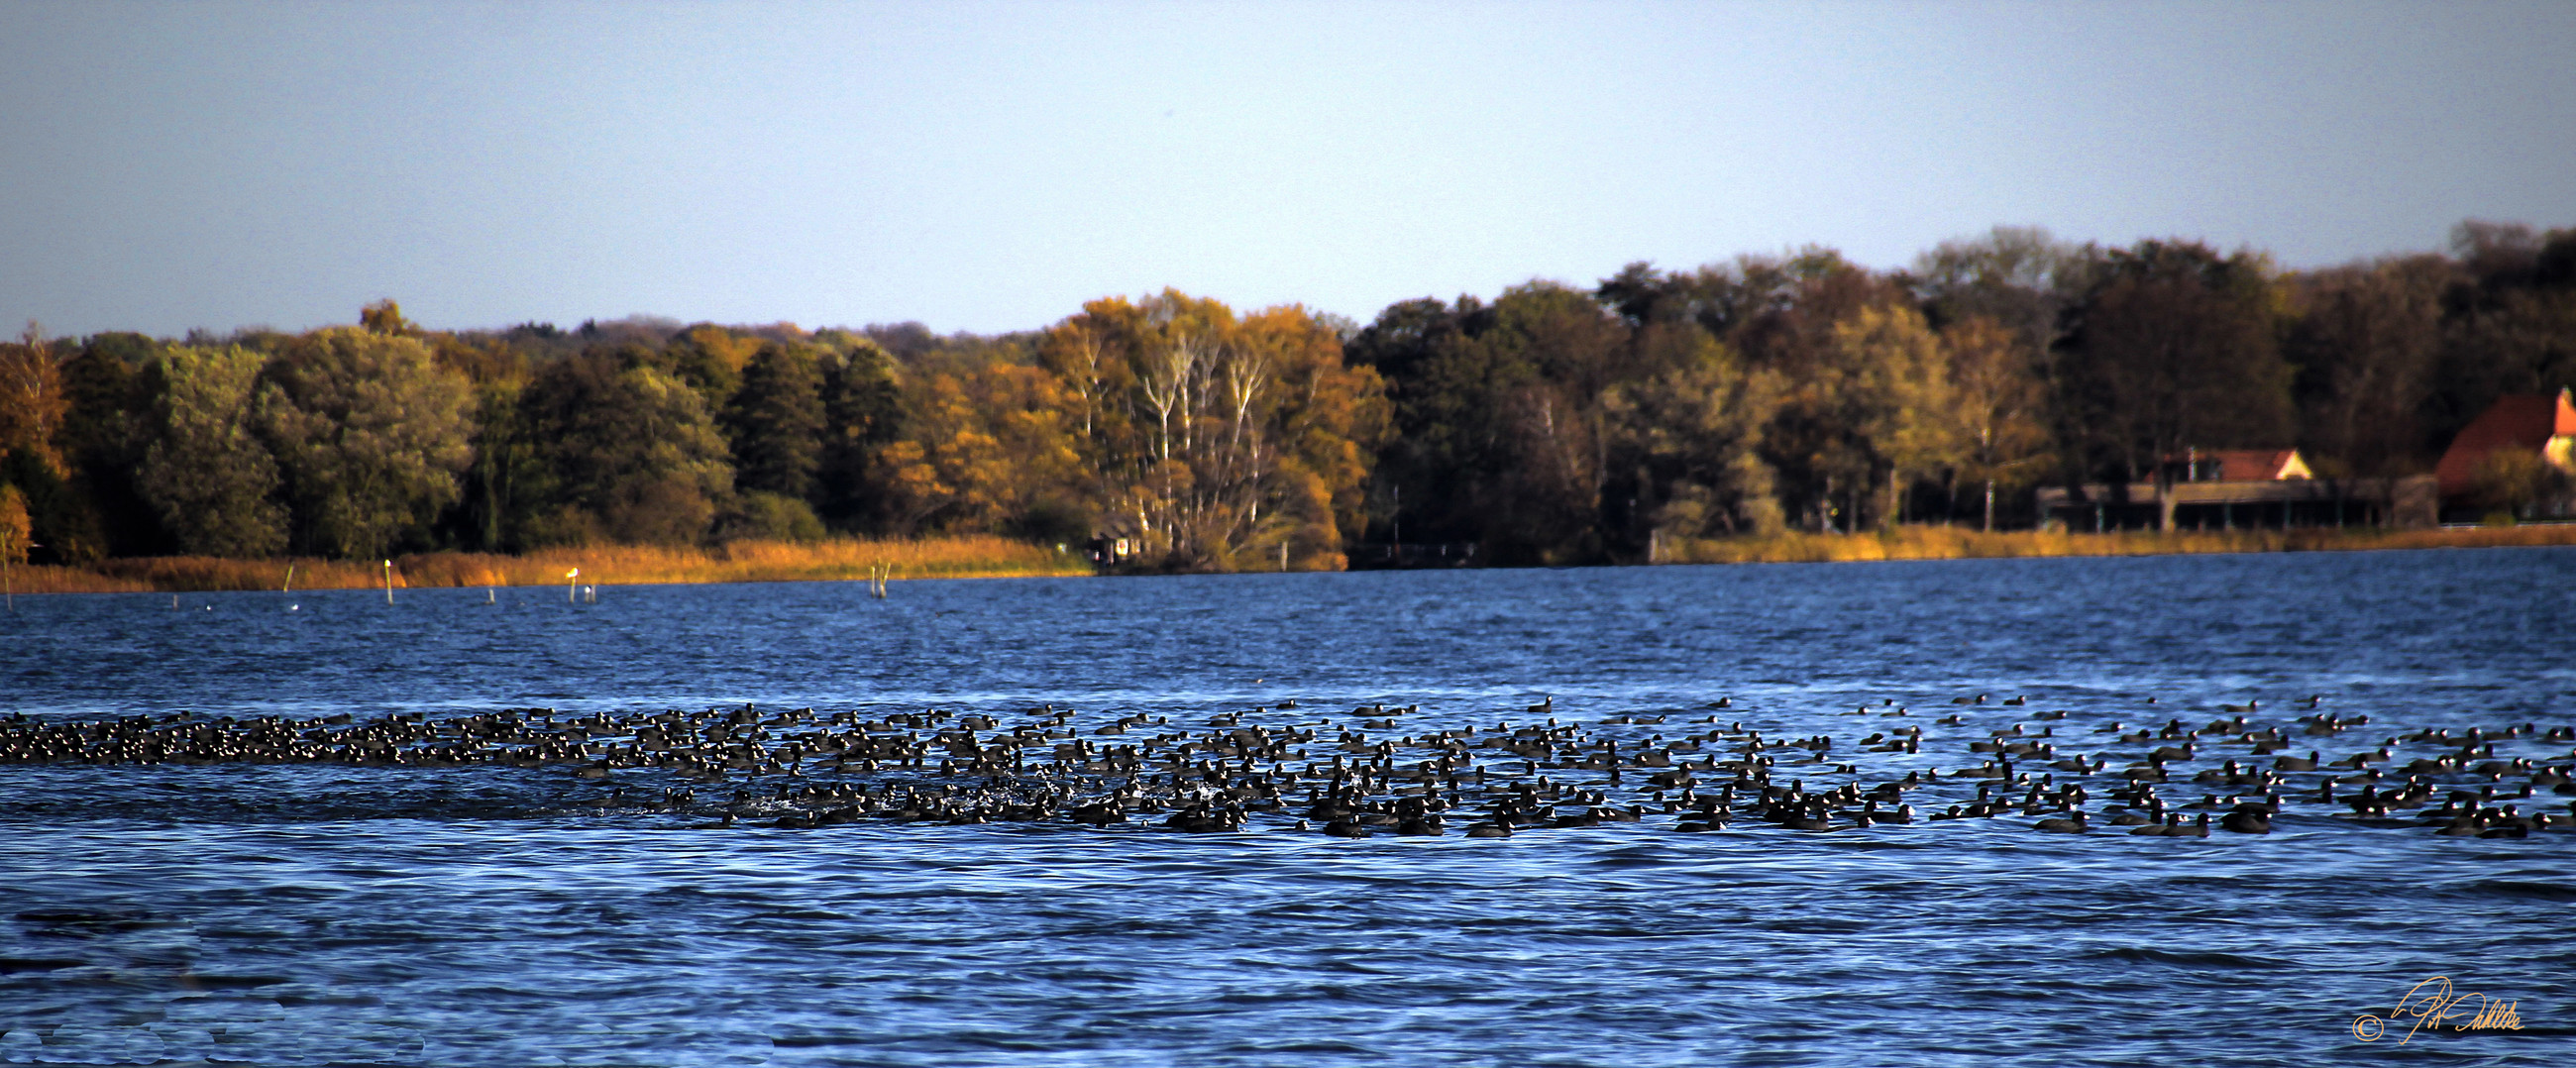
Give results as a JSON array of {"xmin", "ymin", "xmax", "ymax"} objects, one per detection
[{"xmin": 2, "ymin": 0, "xmax": 2569, "ymax": 339}]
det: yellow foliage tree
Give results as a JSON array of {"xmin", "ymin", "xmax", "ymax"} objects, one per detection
[
  {"xmin": 0, "ymin": 482, "xmax": 25, "ymax": 606},
  {"xmin": 877, "ymin": 365, "xmax": 1083, "ymax": 534},
  {"xmin": 0, "ymin": 482, "xmax": 27, "ymax": 565},
  {"xmin": 1035, "ymin": 292, "xmax": 1386, "ymax": 570},
  {"xmin": 0, "ymin": 323, "xmax": 68, "ymax": 477},
  {"xmin": 1941, "ymin": 316, "xmax": 2053, "ymax": 530},
  {"xmin": 1830, "ymin": 303, "xmax": 1961, "ymax": 529}
]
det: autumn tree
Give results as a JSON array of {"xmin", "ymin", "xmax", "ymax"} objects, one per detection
[
  {"xmin": 46, "ymin": 332, "xmax": 161, "ymax": 558},
  {"xmin": 1039, "ymin": 291, "xmax": 1386, "ymax": 569},
  {"xmin": 1913, "ymin": 226, "xmax": 2080, "ymax": 352},
  {"xmin": 722, "ymin": 342, "xmax": 827, "ymax": 501},
  {"xmin": 1708, "ymin": 250, "xmax": 1914, "ymax": 531},
  {"xmin": 0, "ymin": 323, "xmax": 98, "ymax": 564},
  {"xmin": 2287, "ymin": 256, "xmax": 2453, "ymax": 477},
  {"xmin": 423, "ymin": 331, "xmax": 538, "ymax": 552},
  {"xmin": 1233, "ymin": 304, "xmax": 1388, "ymax": 567},
  {"xmin": 1343, "ymin": 296, "xmax": 1480, "ymax": 547},
  {"xmin": 459, "ymin": 376, "xmax": 528, "ymax": 552},
  {"xmin": 1601, "ymin": 332, "xmax": 1784, "ymax": 540},
  {"xmin": 1830, "ymin": 303, "xmax": 1959, "ymax": 529},
  {"xmin": 135, "ymin": 346, "xmax": 287, "ymax": 557},
  {"xmin": 255, "ymin": 326, "xmax": 476, "ymax": 558},
  {"xmin": 0, "ymin": 483, "xmax": 28, "ymax": 598},
  {"xmin": 359, "ymin": 298, "xmax": 419, "ymax": 336},
  {"xmin": 874, "ymin": 364, "xmax": 1083, "ymax": 535},
  {"xmin": 2469, "ymin": 449, "xmax": 2569, "ymax": 520},
  {"xmin": 2432, "ymin": 222, "xmax": 2576, "ymax": 445},
  {"xmin": 1941, "ymin": 316, "xmax": 2052, "ymax": 530},
  {"xmin": 812, "ymin": 335, "xmax": 902, "ymax": 530},
  {"xmin": 2055, "ymin": 241, "xmax": 2295, "ymax": 530},
  {"xmin": 661, "ymin": 323, "xmax": 760, "ymax": 410},
  {"xmin": 1344, "ymin": 284, "xmax": 1621, "ymax": 563},
  {"xmin": 1465, "ymin": 283, "xmax": 1627, "ymax": 562},
  {"xmin": 12, "ymin": 223, "xmax": 2563, "ymax": 562},
  {"xmin": 511, "ymin": 349, "xmax": 732, "ymax": 546},
  {"xmin": 0, "ymin": 323, "xmax": 68, "ymax": 478}
]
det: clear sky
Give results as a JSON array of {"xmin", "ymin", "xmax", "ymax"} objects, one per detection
[{"xmin": 2, "ymin": 0, "xmax": 2570, "ymax": 339}]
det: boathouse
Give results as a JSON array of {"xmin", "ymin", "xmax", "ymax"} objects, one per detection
[{"xmin": 2036, "ymin": 448, "xmax": 2436, "ymax": 532}]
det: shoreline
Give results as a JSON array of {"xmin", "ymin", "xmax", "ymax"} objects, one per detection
[
  {"xmin": 1, "ymin": 535, "xmax": 1092, "ymax": 595},
  {"xmin": 7, "ymin": 524, "xmax": 2575, "ymax": 595},
  {"xmin": 1656, "ymin": 523, "xmax": 2576, "ymax": 565}
]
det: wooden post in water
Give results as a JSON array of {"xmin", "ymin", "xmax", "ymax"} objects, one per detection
[
  {"xmin": 382, "ymin": 560, "xmax": 393, "ymax": 604},
  {"xmin": 566, "ymin": 568, "xmax": 580, "ymax": 604}
]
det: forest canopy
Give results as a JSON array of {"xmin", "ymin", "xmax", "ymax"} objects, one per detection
[{"xmin": 3, "ymin": 222, "xmax": 2572, "ymax": 571}]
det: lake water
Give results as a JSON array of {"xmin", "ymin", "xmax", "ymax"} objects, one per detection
[{"xmin": 3, "ymin": 548, "xmax": 2573, "ymax": 1066}]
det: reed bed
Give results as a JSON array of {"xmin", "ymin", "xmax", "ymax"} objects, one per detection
[
  {"xmin": 397, "ymin": 536, "xmax": 1088, "ymax": 587},
  {"xmin": 11, "ymin": 536, "xmax": 1088, "ymax": 595},
  {"xmin": 1662, "ymin": 523, "xmax": 2576, "ymax": 565},
  {"xmin": 1, "ymin": 564, "xmax": 160, "ymax": 594},
  {"xmin": 80, "ymin": 556, "xmax": 391, "ymax": 592},
  {"xmin": 14, "ymin": 525, "xmax": 2575, "ymax": 595}
]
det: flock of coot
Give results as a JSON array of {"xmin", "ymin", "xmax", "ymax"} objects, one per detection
[{"xmin": 4, "ymin": 693, "xmax": 2571, "ymax": 840}]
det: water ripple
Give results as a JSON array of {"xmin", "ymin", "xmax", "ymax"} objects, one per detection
[{"xmin": 4, "ymin": 551, "xmax": 2576, "ymax": 1065}]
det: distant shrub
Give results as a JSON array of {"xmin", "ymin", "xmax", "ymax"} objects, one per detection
[{"xmin": 721, "ymin": 491, "xmax": 828, "ymax": 543}]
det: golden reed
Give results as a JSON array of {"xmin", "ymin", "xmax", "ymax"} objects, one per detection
[
  {"xmin": 11, "ymin": 525, "xmax": 2575, "ymax": 594},
  {"xmin": 1661, "ymin": 523, "xmax": 2576, "ymax": 565},
  {"xmin": 10, "ymin": 536, "xmax": 1088, "ymax": 594}
]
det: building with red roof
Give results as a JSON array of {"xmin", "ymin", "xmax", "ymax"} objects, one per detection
[
  {"xmin": 2036, "ymin": 445, "xmax": 2434, "ymax": 532},
  {"xmin": 2432, "ymin": 388, "xmax": 2576, "ymax": 504},
  {"xmin": 2177, "ymin": 449, "xmax": 2313, "ymax": 483}
]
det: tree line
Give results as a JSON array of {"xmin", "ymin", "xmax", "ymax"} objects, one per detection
[{"xmin": 1, "ymin": 221, "xmax": 2570, "ymax": 572}]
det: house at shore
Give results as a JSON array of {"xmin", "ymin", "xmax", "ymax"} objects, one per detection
[
  {"xmin": 2432, "ymin": 388, "xmax": 2576, "ymax": 520},
  {"xmin": 2036, "ymin": 447, "xmax": 2436, "ymax": 532},
  {"xmin": 2178, "ymin": 449, "xmax": 2312, "ymax": 483}
]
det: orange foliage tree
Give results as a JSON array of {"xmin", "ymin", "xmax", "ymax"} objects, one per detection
[
  {"xmin": 0, "ymin": 323, "xmax": 69, "ymax": 477},
  {"xmin": 1036, "ymin": 290, "xmax": 1386, "ymax": 570},
  {"xmin": 876, "ymin": 365, "xmax": 1084, "ymax": 535}
]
